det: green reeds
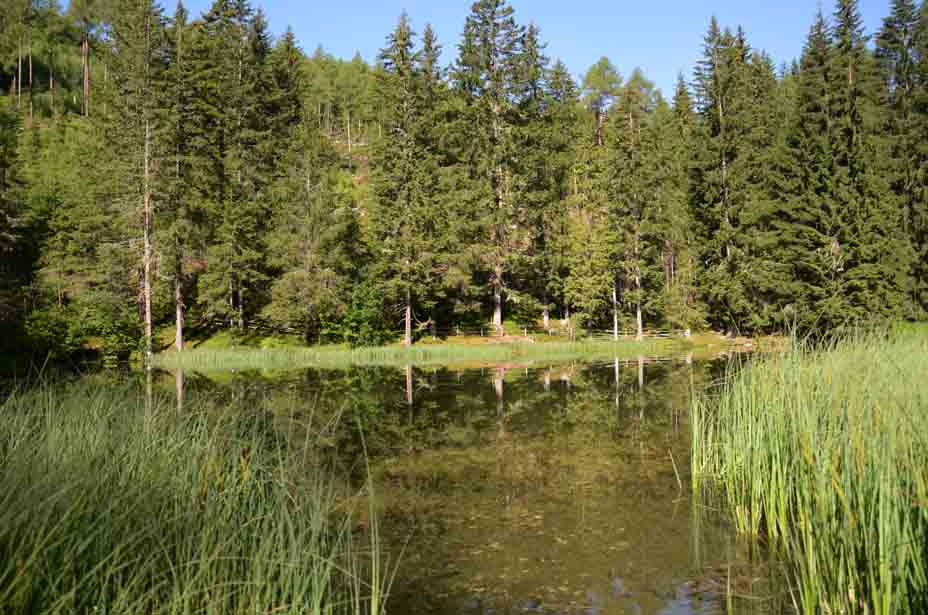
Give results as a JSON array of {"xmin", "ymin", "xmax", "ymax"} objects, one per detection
[
  {"xmin": 692, "ymin": 331, "xmax": 928, "ymax": 614},
  {"xmin": 154, "ymin": 339, "xmax": 681, "ymax": 372},
  {"xmin": 0, "ymin": 378, "xmax": 386, "ymax": 615}
]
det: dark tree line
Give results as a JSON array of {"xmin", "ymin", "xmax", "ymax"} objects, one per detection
[{"xmin": 1, "ymin": 0, "xmax": 926, "ymax": 362}]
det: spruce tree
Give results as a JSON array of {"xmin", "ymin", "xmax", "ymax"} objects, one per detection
[
  {"xmin": 658, "ymin": 76, "xmax": 705, "ymax": 330},
  {"xmin": 878, "ymin": 0, "xmax": 925, "ymax": 316},
  {"xmin": 189, "ymin": 0, "xmax": 273, "ymax": 331},
  {"xmin": 537, "ymin": 59, "xmax": 580, "ymax": 329},
  {"xmin": 452, "ymin": 0, "xmax": 529, "ymax": 333},
  {"xmin": 164, "ymin": 0, "xmax": 194, "ymax": 351},
  {"xmin": 0, "ymin": 104, "xmax": 22, "ymax": 322},
  {"xmin": 369, "ymin": 14, "xmax": 446, "ymax": 345},
  {"xmin": 264, "ymin": 115, "xmax": 357, "ymax": 342},
  {"xmin": 105, "ymin": 0, "xmax": 167, "ymax": 364},
  {"xmin": 608, "ymin": 69, "xmax": 662, "ymax": 339},
  {"xmin": 830, "ymin": 0, "xmax": 912, "ymax": 324}
]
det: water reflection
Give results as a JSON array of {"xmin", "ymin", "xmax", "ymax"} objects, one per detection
[{"xmin": 164, "ymin": 355, "xmax": 776, "ymax": 615}]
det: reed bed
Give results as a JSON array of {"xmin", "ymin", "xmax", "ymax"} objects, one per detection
[
  {"xmin": 0, "ymin": 378, "xmax": 385, "ymax": 615},
  {"xmin": 154, "ymin": 338, "xmax": 681, "ymax": 372},
  {"xmin": 691, "ymin": 331, "xmax": 928, "ymax": 615}
]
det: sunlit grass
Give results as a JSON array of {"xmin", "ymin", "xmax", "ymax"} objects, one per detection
[
  {"xmin": 154, "ymin": 338, "xmax": 686, "ymax": 372},
  {"xmin": 691, "ymin": 329, "xmax": 928, "ymax": 614},
  {"xmin": 0, "ymin": 378, "xmax": 386, "ymax": 615}
]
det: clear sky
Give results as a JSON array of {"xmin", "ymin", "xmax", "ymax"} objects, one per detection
[{"xmin": 177, "ymin": 0, "xmax": 893, "ymax": 95}]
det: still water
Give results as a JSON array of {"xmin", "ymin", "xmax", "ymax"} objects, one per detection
[{"xmin": 172, "ymin": 354, "xmax": 777, "ymax": 615}]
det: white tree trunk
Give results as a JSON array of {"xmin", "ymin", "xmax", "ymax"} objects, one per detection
[
  {"xmin": 612, "ymin": 281, "xmax": 620, "ymax": 341},
  {"xmin": 174, "ymin": 262, "xmax": 184, "ymax": 352},
  {"xmin": 493, "ymin": 266, "xmax": 503, "ymax": 334},
  {"xmin": 404, "ymin": 296, "xmax": 412, "ymax": 347}
]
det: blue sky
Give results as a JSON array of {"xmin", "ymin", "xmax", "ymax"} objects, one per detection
[{"xmin": 178, "ymin": 0, "xmax": 893, "ymax": 95}]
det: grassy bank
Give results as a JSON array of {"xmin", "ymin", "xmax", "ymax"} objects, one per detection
[
  {"xmin": 0, "ymin": 379, "xmax": 385, "ymax": 615},
  {"xmin": 691, "ymin": 330, "xmax": 928, "ymax": 614},
  {"xmin": 153, "ymin": 337, "xmax": 687, "ymax": 372}
]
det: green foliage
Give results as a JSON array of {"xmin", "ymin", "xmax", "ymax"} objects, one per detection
[
  {"xmin": 334, "ymin": 280, "xmax": 395, "ymax": 348},
  {"xmin": 4, "ymin": 0, "xmax": 928, "ymax": 371}
]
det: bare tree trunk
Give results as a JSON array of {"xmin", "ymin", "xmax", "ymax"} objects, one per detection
[
  {"xmin": 174, "ymin": 256, "xmax": 184, "ymax": 351},
  {"xmin": 49, "ymin": 51, "xmax": 54, "ymax": 118},
  {"xmin": 142, "ymin": 15, "xmax": 154, "ymax": 369},
  {"xmin": 238, "ymin": 287, "xmax": 245, "ymax": 331},
  {"xmin": 17, "ymin": 36, "xmax": 22, "ymax": 110},
  {"xmin": 493, "ymin": 265, "xmax": 503, "ymax": 334},
  {"xmin": 404, "ymin": 293, "xmax": 412, "ymax": 347},
  {"xmin": 82, "ymin": 37, "xmax": 90, "ymax": 117},
  {"xmin": 612, "ymin": 280, "xmax": 620, "ymax": 341},
  {"xmin": 347, "ymin": 108, "xmax": 352, "ymax": 154},
  {"xmin": 28, "ymin": 38, "xmax": 33, "ymax": 119}
]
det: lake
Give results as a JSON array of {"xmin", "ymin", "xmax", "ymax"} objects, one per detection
[{"xmin": 168, "ymin": 352, "xmax": 780, "ymax": 615}]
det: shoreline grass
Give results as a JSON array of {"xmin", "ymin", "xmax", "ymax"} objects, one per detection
[
  {"xmin": 691, "ymin": 330, "xmax": 928, "ymax": 614},
  {"xmin": 0, "ymin": 378, "xmax": 385, "ymax": 615},
  {"xmin": 153, "ymin": 337, "xmax": 690, "ymax": 372}
]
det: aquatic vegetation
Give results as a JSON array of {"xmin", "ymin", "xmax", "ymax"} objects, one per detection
[
  {"xmin": 0, "ymin": 379, "xmax": 385, "ymax": 615},
  {"xmin": 692, "ymin": 331, "xmax": 928, "ymax": 614},
  {"xmin": 154, "ymin": 338, "xmax": 684, "ymax": 372}
]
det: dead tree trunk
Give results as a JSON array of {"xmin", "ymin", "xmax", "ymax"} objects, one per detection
[
  {"xmin": 404, "ymin": 293, "xmax": 412, "ymax": 347},
  {"xmin": 612, "ymin": 280, "xmax": 620, "ymax": 341},
  {"xmin": 142, "ymin": 12, "xmax": 154, "ymax": 368}
]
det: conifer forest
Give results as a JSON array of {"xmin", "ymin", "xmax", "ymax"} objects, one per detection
[{"xmin": 1, "ymin": 0, "xmax": 926, "ymax": 362}]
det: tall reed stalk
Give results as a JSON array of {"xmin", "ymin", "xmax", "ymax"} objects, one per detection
[
  {"xmin": 0, "ymin": 378, "xmax": 386, "ymax": 615},
  {"xmin": 692, "ymin": 331, "xmax": 928, "ymax": 614}
]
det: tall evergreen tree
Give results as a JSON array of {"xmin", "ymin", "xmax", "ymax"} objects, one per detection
[
  {"xmin": 829, "ymin": 0, "xmax": 912, "ymax": 324},
  {"xmin": 369, "ymin": 14, "xmax": 446, "ymax": 346},
  {"xmin": 105, "ymin": 0, "xmax": 167, "ymax": 363},
  {"xmin": 452, "ymin": 0, "xmax": 529, "ymax": 332},
  {"xmin": 878, "ymin": 0, "xmax": 925, "ymax": 316},
  {"xmin": 581, "ymin": 56, "xmax": 622, "ymax": 146}
]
